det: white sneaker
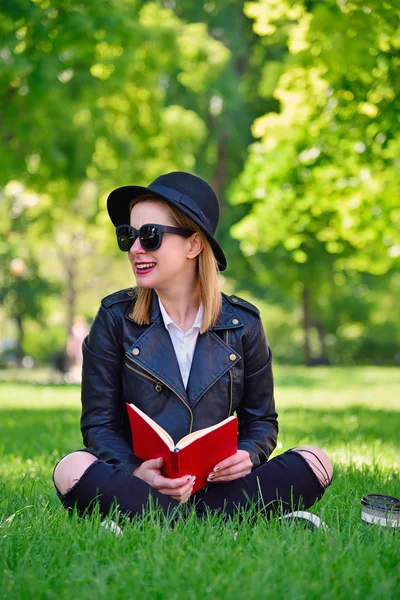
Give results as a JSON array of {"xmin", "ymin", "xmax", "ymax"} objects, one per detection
[
  {"xmin": 279, "ymin": 510, "xmax": 329, "ymax": 530},
  {"xmin": 100, "ymin": 519, "xmax": 123, "ymax": 536}
]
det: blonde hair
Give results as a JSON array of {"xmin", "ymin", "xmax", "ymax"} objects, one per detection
[{"xmin": 128, "ymin": 194, "xmax": 222, "ymax": 332}]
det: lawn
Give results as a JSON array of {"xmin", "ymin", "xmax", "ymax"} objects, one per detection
[{"xmin": 1, "ymin": 366, "xmax": 399, "ymax": 599}]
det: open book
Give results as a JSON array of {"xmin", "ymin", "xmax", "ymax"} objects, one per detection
[{"xmin": 126, "ymin": 403, "xmax": 238, "ymax": 494}]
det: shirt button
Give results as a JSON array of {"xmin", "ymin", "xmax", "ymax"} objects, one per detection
[
  {"xmin": 231, "ymin": 297, "xmax": 238, "ymax": 303},
  {"xmin": 229, "ymin": 353, "xmax": 237, "ymax": 361},
  {"xmin": 232, "ymin": 319, "xmax": 239, "ymax": 325},
  {"xmin": 132, "ymin": 348, "xmax": 140, "ymax": 356}
]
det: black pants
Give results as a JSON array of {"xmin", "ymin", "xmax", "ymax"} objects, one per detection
[{"xmin": 53, "ymin": 450, "xmax": 328, "ymax": 521}]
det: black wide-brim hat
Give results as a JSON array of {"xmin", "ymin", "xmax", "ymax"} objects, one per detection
[{"xmin": 107, "ymin": 171, "xmax": 227, "ymax": 271}]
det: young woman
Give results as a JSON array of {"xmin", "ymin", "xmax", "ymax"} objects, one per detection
[{"xmin": 53, "ymin": 171, "xmax": 333, "ymax": 520}]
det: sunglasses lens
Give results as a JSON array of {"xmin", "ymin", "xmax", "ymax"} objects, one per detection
[
  {"xmin": 117, "ymin": 226, "xmax": 135, "ymax": 252},
  {"xmin": 140, "ymin": 225, "xmax": 160, "ymax": 250}
]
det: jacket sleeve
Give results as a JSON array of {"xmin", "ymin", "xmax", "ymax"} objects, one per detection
[
  {"xmin": 236, "ymin": 316, "xmax": 278, "ymax": 468},
  {"xmin": 80, "ymin": 304, "xmax": 143, "ymax": 473}
]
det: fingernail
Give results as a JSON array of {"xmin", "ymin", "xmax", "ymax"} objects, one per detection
[
  {"xmin": 208, "ymin": 473, "xmax": 214, "ymax": 481},
  {"xmin": 186, "ymin": 476, "xmax": 191, "ymax": 481},
  {"xmin": 214, "ymin": 467, "xmax": 220, "ymax": 472}
]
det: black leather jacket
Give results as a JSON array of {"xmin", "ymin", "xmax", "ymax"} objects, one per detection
[{"xmin": 81, "ymin": 288, "xmax": 278, "ymax": 473}]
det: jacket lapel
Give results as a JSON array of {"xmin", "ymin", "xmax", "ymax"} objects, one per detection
[
  {"xmin": 186, "ymin": 328, "xmax": 241, "ymax": 408},
  {"xmin": 125, "ymin": 291, "xmax": 243, "ymax": 408},
  {"xmin": 126, "ymin": 318, "xmax": 189, "ymax": 404},
  {"xmin": 126, "ymin": 292, "xmax": 188, "ymax": 403},
  {"xmin": 186, "ymin": 296, "xmax": 243, "ymax": 407}
]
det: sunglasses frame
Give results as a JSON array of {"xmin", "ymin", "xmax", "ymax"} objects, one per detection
[{"xmin": 116, "ymin": 223, "xmax": 195, "ymax": 252}]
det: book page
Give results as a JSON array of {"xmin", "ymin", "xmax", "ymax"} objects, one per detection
[
  {"xmin": 128, "ymin": 404, "xmax": 174, "ymax": 450},
  {"xmin": 176, "ymin": 415, "xmax": 237, "ymax": 450}
]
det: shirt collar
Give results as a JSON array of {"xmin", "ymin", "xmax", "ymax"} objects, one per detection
[{"xmin": 158, "ymin": 297, "xmax": 203, "ymax": 333}]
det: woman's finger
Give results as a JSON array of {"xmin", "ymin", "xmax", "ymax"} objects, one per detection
[
  {"xmin": 213, "ymin": 450, "xmax": 251, "ymax": 472},
  {"xmin": 213, "ymin": 454, "xmax": 241, "ymax": 471},
  {"xmin": 158, "ymin": 479, "xmax": 195, "ymax": 501},
  {"xmin": 208, "ymin": 459, "xmax": 252, "ymax": 481},
  {"xmin": 209, "ymin": 467, "xmax": 252, "ymax": 483},
  {"xmin": 152, "ymin": 474, "xmax": 195, "ymax": 491},
  {"xmin": 208, "ymin": 463, "xmax": 252, "ymax": 482},
  {"xmin": 172, "ymin": 479, "xmax": 195, "ymax": 501}
]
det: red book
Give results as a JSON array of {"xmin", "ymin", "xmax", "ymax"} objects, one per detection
[{"xmin": 126, "ymin": 403, "xmax": 238, "ymax": 494}]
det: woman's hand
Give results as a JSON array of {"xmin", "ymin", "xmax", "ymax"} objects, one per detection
[
  {"xmin": 207, "ymin": 450, "xmax": 252, "ymax": 483},
  {"xmin": 132, "ymin": 457, "xmax": 195, "ymax": 503}
]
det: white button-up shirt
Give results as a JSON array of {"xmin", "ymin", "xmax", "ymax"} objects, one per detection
[{"xmin": 158, "ymin": 298, "xmax": 203, "ymax": 389}]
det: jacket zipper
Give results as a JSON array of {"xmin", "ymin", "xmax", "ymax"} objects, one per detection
[
  {"xmin": 225, "ymin": 330, "xmax": 233, "ymax": 416},
  {"xmin": 124, "ymin": 361, "xmax": 163, "ymax": 392},
  {"xmin": 125, "ymin": 354, "xmax": 194, "ymax": 433}
]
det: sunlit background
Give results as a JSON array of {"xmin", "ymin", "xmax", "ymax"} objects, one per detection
[
  {"xmin": 1, "ymin": 0, "xmax": 399, "ymax": 373},
  {"xmin": 1, "ymin": 6, "xmax": 400, "ymax": 597}
]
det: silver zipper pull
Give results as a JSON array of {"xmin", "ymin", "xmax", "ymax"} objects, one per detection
[{"xmin": 154, "ymin": 383, "xmax": 163, "ymax": 392}]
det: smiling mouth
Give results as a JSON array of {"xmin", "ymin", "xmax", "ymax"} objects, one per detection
[{"xmin": 135, "ymin": 262, "xmax": 156, "ymax": 274}]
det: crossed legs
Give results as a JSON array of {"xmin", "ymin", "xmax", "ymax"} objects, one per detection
[
  {"xmin": 54, "ymin": 451, "xmax": 98, "ymax": 496},
  {"xmin": 290, "ymin": 445, "xmax": 333, "ymax": 489},
  {"xmin": 53, "ymin": 446, "xmax": 333, "ymax": 518},
  {"xmin": 53, "ymin": 446, "xmax": 333, "ymax": 519},
  {"xmin": 53, "ymin": 445, "xmax": 333, "ymax": 497}
]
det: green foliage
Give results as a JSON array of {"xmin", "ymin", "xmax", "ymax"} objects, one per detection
[
  {"xmin": 0, "ymin": 0, "xmax": 398, "ymax": 364},
  {"xmin": 231, "ymin": 0, "xmax": 400, "ymax": 363},
  {"xmin": 235, "ymin": 0, "xmax": 400, "ymax": 270},
  {"xmin": 0, "ymin": 0, "xmax": 233, "ymax": 356},
  {"xmin": 0, "ymin": 0, "xmax": 231, "ymax": 188},
  {"xmin": 23, "ymin": 323, "xmax": 67, "ymax": 364}
]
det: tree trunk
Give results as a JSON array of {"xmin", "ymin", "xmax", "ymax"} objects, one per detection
[
  {"xmin": 211, "ymin": 133, "xmax": 229, "ymax": 214},
  {"xmin": 63, "ymin": 246, "xmax": 78, "ymax": 372},
  {"xmin": 302, "ymin": 286, "xmax": 330, "ymax": 366},
  {"xmin": 15, "ymin": 311, "xmax": 24, "ymax": 366},
  {"xmin": 302, "ymin": 286, "xmax": 312, "ymax": 366},
  {"xmin": 65, "ymin": 252, "xmax": 77, "ymax": 337},
  {"xmin": 315, "ymin": 320, "xmax": 330, "ymax": 365}
]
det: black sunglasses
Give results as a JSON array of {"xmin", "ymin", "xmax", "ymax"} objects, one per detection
[{"xmin": 116, "ymin": 223, "xmax": 195, "ymax": 252}]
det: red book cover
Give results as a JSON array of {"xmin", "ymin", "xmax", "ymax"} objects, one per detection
[{"xmin": 126, "ymin": 403, "xmax": 238, "ymax": 494}]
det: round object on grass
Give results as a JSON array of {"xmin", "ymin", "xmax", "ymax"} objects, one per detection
[{"xmin": 361, "ymin": 494, "xmax": 400, "ymax": 528}]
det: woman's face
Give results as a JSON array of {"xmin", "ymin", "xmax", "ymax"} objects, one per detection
[{"xmin": 129, "ymin": 200, "xmax": 200, "ymax": 292}]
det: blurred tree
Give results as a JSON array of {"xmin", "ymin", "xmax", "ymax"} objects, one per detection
[
  {"xmin": 1, "ymin": 0, "xmax": 398, "ymax": 366},
  {"xmin": 231, "ymin": 0, "xmax": 400, "ymax": 364},
  {"xmin": 0, "ymin": 1, "xmax": 231, "ymax": 187},
  {"xmin": 0, "ymin": 184, "xmax": 59, "ymax": 363},
  {"xmin": 169, "ymin": 0, "xmax": 289, "ymax": 283},
  {"xmin": 0, "ymin": 0, "xmax": 232, "ymax": 353}
]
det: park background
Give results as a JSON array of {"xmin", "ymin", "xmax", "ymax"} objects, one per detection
[
  {"xmin": 1, "ymin": 0, "xmax": 399, "ymax": 368},
  {"xmin": 1, "ymin": 2, "xmax": 399, "ymax": 599}
]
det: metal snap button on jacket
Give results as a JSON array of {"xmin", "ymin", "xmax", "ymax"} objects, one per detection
[
  {"xmin": 132, "ymin": 348, "xmax": 140, "ymax": 356},
  {"xmin": 229, "ymin": 353, "xmax": 237, "ymax": 361}
]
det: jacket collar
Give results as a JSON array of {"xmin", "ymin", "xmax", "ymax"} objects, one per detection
[
  {"xmin": 158, "ymin": 296, "xmax": 204, "ymax": 332},
  {"xmin": 132, "ymin": 290, "xmax": 243, "ymax": 331},
  {"xmin": 124, "ymin": 290, "xmax": 243, "ymax": 407}
]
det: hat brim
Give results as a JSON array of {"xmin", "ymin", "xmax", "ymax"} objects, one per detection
[{"xmin": 107, "ymin": 185, "xmax": 227, "ymax": 271}]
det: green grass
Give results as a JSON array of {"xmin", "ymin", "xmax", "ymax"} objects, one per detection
[{"xmin": 1, "ymin": 367, "xmax": 399, "ymax": 599}]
